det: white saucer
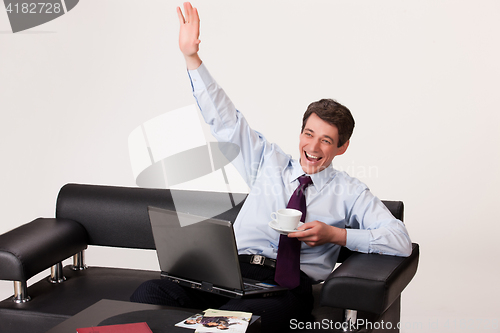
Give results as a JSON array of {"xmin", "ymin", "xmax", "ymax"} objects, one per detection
[{"xmin": 269, "ymin": 220, "xmax": 304, "ymax": 235}]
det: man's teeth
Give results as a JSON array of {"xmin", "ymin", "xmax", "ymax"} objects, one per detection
[{"xmin": 305, "ymin": 152, "xmax": 320, "ymax": 160}]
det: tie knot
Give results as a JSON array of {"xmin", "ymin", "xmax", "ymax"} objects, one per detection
[{"xmin": 298, "ymin": 175, "xmax": 313, "ymax": 187}]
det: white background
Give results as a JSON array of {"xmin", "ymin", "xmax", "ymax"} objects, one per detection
[{"xmin": 1, "ymin": 1, "xmax": 499, "ymax": 332}]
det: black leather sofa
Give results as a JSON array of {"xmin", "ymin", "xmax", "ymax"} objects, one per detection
[{"xmin": 0, "ymin": 183, "xmax": 419, "ymax": 332}]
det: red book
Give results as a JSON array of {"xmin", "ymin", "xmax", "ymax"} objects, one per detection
[{"xmin": 76, "ymin": 322, "xmax": 152, "ymax": 333}]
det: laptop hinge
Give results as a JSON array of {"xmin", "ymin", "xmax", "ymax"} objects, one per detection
[{"xmin": 201, "ymin": 281, "xmax": 214, "ymax": 292}]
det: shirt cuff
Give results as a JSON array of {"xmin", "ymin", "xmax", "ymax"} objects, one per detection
[
  {"xmin": 345, "ymin": 228, "xmax": 371, "ymax": 253},
  {"xmin": 188, "ymin": 63, "xmax": 213, "ymax": 91}
]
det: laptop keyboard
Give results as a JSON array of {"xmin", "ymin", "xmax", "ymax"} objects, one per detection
[{"xmin": 243, "ymin": 282, "xmax": 265, "ymax": 291}]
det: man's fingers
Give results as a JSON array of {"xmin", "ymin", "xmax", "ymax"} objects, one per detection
[
  {"xmin": 179, "ymin": 3, "xmax": 200, "ymax": 25},
  {"xmin": 287, "ymin": 230, "xmax": 303, "ymax": 238},
  {"xmin": 183, "ymin": 2, "xmax": 193, "ymax": 23},
  {"xmin": 177, "ymin": 6, "xmax": 185, "ymax": 24},
  {"xmin": 193, "ymin": 7, "xmax": 200, "ymax": 23},
  {"xmin": 177, "ymin": 3, "xmax": 190, "ymax": 24}
]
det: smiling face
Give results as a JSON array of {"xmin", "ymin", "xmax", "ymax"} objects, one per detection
[{"xmin": 299, "ymin": 112, "xmax": 349, "ymax": 174}]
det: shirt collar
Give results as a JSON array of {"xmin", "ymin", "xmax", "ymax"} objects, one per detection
[{"xmin": 289, "ymin": 159, "xmax": 338, "ymax": 192}]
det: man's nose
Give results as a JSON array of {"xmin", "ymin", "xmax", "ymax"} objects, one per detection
[{"xmin": 311, "ymin": 139, "xmax": 321, "ymax": 151}]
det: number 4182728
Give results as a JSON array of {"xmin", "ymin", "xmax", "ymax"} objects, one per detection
[{"xmin": 5, "ymin": 2, "xmax": 62, "ymax": 14}]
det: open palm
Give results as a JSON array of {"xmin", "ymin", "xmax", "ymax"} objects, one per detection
[{"xmin": 177, "ymin": 2, "xmax": 201, "ymax": 58}]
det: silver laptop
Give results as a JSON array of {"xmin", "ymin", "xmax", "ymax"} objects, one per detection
[{"xmin": 147, "ymin": 206, "xmax": 287, "ymax": 298}]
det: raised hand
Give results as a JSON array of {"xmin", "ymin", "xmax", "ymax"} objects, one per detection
[{"xmin": 177, "ymin": 2, "xmax": 202, "ymax": 69}]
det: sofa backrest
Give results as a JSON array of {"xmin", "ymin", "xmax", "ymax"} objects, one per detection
[
  {"xmin": 55, "ymin": 183, "xmax": 404, "ymax": 251},
  {"xmin": 55, "ymin": 183, "xmax": 247, "ymax": 250}
]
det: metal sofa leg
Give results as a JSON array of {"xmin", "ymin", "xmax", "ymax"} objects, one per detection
[
  {"xmin": 343, "ymin": 309, "xmax": 358, "ymax": 332},
  {"xmin": 71, "ymin": 251, "xmax": 88, "ymax": 270},
  {"xmin": 48, "ymin": 262, "xmax": 66, "ymax": 283},
  {"xmin": 13, "ymin": 281, "xmax": 31, "ymax": 303}
]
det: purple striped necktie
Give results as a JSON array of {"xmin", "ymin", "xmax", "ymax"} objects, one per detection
[{"xmin": 274, "ymin": 175, "xmax": 313, "ymax": 289}]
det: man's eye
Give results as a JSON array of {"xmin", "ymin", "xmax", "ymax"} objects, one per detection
[{"xmin": 323, "ymin": 139, "xmax": 332, "ymax": 144}]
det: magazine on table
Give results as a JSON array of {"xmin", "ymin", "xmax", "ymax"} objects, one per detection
[
  {"xmin": 175, "ymin": 309, "xmax": 252, "ymax": 333},
  {"xmin": 175, "ymin": 312, "xmax": 204, "ymax": 329}
]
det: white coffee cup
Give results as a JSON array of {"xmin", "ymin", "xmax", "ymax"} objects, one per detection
[{"xmin": 271, "ymin": 208, "xmax": 302, "ymax": 230}]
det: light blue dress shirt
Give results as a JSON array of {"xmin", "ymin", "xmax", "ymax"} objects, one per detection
[{"xmin": 188, "ymin": 63, "xmax": 412, "ymax": 282}]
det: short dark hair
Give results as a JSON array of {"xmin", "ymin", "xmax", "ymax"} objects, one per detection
[{"xmin": 301, "ymin": 98, "xmax": 355, "ymax": 147}]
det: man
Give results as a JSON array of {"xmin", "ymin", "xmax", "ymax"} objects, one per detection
[{"xmin": 131, "ymin": 3, "xmax": 412, "ymax": 332}]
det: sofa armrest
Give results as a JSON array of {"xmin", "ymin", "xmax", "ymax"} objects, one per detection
[
  {"xmin": 320, "ymin": 243, "xmax": 419, "ymax": 314},
  {"xmin": 0, "ymin": 218, "xmax": 88, "ymax": 282}
]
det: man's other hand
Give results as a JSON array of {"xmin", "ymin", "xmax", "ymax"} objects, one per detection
[{"xmin": 288, "ymin": 221, "xmax": 347, "ymax": 247}]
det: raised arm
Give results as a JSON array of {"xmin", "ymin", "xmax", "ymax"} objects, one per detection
[{"xmin": 177, "ymin": 2, "xmax": 202, "ymax": 70}]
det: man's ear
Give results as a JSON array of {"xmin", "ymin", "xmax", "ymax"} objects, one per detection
[{"xmin": 337, "ymin": 140, "xmax": 349, "ymax": 156}]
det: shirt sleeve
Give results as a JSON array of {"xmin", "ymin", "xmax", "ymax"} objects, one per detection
[
  {"xmin": 345, "ymin": 189, "xmax": 412, "ymax": 257},
  {"xmin": 188, "ymin": 64, "xmax": 238, "ymax": 136},
  {"xmin": 187, "ymin": 63, "xmax": 272, "ymax": 187}
]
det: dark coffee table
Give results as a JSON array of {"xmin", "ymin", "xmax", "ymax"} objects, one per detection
[{"xmin": 45, "ymin": 299, "xmax": 260, "ymax": 333}]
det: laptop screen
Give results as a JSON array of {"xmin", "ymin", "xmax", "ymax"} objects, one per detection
[{"xmin": 148, "ymin": 206, "xmax": 243, "ymax": 291}]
